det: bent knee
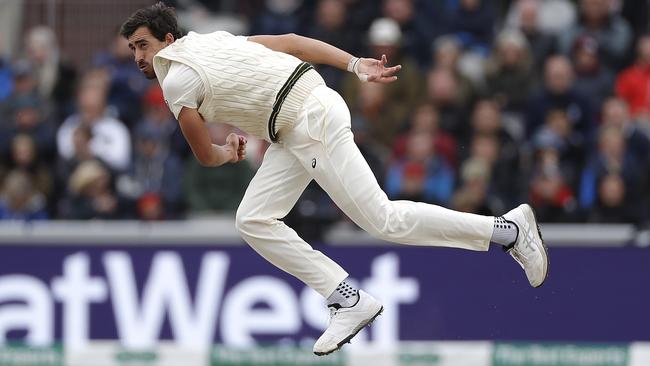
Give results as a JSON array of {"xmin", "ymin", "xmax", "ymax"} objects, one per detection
[
  {"xmin": 235, "ymin": 208, "xmax": 275, "ymax": 239},
  {"xmin": 234, "ymin": 207, "xmax": 253, "ymax": 235}
]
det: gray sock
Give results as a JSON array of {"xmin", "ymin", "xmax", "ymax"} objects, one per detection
[
  {"xmin": 491, "ymin": 216, "xmax": 518, "ymax": 246},
  {"xmin": 327, "ymin": 281, "xmax": 359, "ymax": 308}
]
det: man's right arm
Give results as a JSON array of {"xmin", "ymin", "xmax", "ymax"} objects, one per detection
[
  {"xmin": 162, "ymin": 64, "xmax": 246, "ymax": 167},
  {"xmin": 177, "ymin": 107, "xmax": 245, "ymax": 167}
]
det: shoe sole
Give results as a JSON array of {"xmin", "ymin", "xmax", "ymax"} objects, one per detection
[
  {"xmin": 313, "ymin": 306, "xmax": 384, "ymax": 356},
  {"xmin": 522, "ymin": 204, "xmax": 549, "ymax": 288}
]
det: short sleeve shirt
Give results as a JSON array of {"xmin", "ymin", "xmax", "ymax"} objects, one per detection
[{"xmin": 161, "ymin": 61, "xmax": 206, "ymax": 119}]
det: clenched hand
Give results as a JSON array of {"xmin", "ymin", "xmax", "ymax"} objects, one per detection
[{"xmin": 226, "ymin": 133, "xmax": 247, "ymax": 163}]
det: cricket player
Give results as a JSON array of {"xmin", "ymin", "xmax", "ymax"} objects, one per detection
[{"xmin": 121, "ymin": 3, "xmax": 549, "ymax": 356}]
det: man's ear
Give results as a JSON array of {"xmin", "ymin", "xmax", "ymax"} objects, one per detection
[{"xmin": 165, "ymin": 33, "xmax": 175, "ymax": 45}]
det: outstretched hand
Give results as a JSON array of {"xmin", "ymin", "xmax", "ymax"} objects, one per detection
[
  {"xmin": 225, "ymin": 133, "xmax": 247, "ymax": 163},
  {"xmin": 355, "ymin": 54, "xmax": 402, "ymax": 83}
]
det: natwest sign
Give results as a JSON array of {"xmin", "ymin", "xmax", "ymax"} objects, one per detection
[
  {"xmin": 0, "ymin": 247, "xmax": 419, "ymax": 350},
  {"xmin": 1, "ymin": 245, "xmax": 648, "ymax": 348}
]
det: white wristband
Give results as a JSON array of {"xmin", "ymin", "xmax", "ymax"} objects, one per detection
[
  {"xmin": 347, "ymin": 56, "xmax": 360, "ymax": 73},
  {"xmin": 347, "ymin": 56, "xmax": 368, "ymax": 82}
]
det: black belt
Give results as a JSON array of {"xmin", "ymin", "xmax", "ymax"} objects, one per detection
[{"xmin": 268, "ymin": 62, "xmax": 314, "ymax": 142}]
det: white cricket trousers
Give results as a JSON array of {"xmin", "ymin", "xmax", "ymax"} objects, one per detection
[{"xmin": 236, "ymin": 85, "xmax": 494, "ymax": 298}]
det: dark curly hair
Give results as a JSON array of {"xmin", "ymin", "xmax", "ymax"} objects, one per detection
[{"xmin": 120, "ymin": 2, "xmax": 182, "ymax": 41}]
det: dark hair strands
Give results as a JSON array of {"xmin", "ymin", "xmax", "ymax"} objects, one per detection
[{"xmin": 120, "ymin": 1, "xmax": 182, "ymax": 41}]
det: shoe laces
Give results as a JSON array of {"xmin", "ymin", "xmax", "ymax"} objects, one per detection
[
  {"xmin": 328, "ymin": 306, "xmax": 340, "ymax": 325},
  {"xmin": 510, "ymin": 246, "xmax": 530, "ymax": 265}
]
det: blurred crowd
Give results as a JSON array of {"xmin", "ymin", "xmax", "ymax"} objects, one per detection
[{"xmin": 0, "ymin": 0, "xmax": 649, "ymax": 233}]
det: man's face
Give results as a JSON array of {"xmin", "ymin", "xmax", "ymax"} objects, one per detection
[
  {"xmin": 581, "ymin": 0, "xmax": 609, "ymax": 24},
  {"xmin": 519, "ymin": 0, "xmax": 538, "ymax": 32},
  {"xmin": 383, "ymin": 0, "xmax": 413, "ymax": 25},
  {"xmin": 545, "ymin": 57, "xmax": 573, "ymax": 94},
  {"xmin": 127, "ymin": 26, "xmax": 171, "ymax": 79},
  {"xmin": 603, "ymin": 99, "xmax": 629, "ymax": 127}
]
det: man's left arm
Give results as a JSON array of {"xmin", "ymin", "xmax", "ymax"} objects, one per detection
[{"xmin": 248, "ymin": 33, "xmax": 401, "ymax": 83}]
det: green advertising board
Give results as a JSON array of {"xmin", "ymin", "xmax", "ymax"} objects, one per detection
[
  {"xmin": 212, "ymin": 345, "xmax": 344, "ymax": 366},
  {"xmin": 0, "ymin": 344, "xmax": 62, "ymax": 366},
  {"xmin": 493, "ymin": 343, "xmax": 628, "ymax": 366}
]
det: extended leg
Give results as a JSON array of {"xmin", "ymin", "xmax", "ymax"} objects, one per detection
[{"xmin": 283, "ymin": 87, "xmax": 494, "ymax": 251}]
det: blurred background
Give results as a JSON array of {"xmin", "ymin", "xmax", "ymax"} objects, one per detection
[{"xmin": 0, "ymin": 0, "xmax": 649, "ymax": 365}]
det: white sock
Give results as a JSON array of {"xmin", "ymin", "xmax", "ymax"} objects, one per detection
[
  {"xmin": 491, "ymin": 216, "xmax": 518, "ymax": 246},
  {"xmin": 327, "ymin": 281, "xmax": 359, "ymax": 308}
]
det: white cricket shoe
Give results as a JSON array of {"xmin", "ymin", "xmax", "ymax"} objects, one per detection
[
  {"xmin": 503, "ymin": 204, "xmax": 549, "ymax": 288},
  {"xmin": 313, "ymin": 290, "xmax": 383, "ymax": 356}
]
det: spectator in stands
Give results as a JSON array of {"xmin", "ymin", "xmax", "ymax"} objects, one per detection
[
  {"xmin": 571, "ymin": 35, "xmax": 615, "ymax": 110},
  {"xmin": 432, "ymin": 35, "xmax": 462, "ymax": 71},
  {"xmin": 342, "ymin": 17, "xmax": 423, "ymax": 143},
  {"xmin": 532, "ymin": 109, "xmax": 585, "ymax": 187},
  {"xmin": 601, "ymin": 99, "xmax": 650, "ymax": 221},
  {"xmin": 251, "ymin": 0, "xmax": 303, "ymax": 35},
  {"xmin": 444, "ymin": 0, "xmax": 498, "ymax": 85},
  {"xmin": 385, "ymin": 132, "xmax": 455, "ymax": 205},
  {"xmin": 465, "ymin": 100, "xmax": 522, "ymax": 210},
  {"xmin": 506, "ymin": 0, "xmax": 556, "ymax": 74},
  {"xmin": 4, "ymin": 134, "xmax": 52, "ymax": 205},
  {"xmin": 94, "ymin": 29, "xmax": 150, "ymax": 126},
  {"xmin": 451, "ymin": 157, "xmax": 494, "ymax": 216},
  {"xmin": 0, "ymin": 93, "xmax": 56, "ymax": 160},
  {"xmin": 306, "ymin": 0, "xmax": 357, "ymax": 90},
  {"xmin": 463, "ymin": 132, "xmax": 521, "ymax": 207},
  {"xmin": 426, "ymin": 67, "xmax": 468, "ymax": 138},
  {"xmin": 615, "ymin": 35, "xmax": 650, "ymax": 120},
  {"xmin": 528, "ymin": 135, "xmax": 578, "ymax": 222},
  {"xmin": 0, "ymin": 1, "xmax": 647, "ymax": 225},
  {"xmin": 0, "ymin": 170, "xmax": 48, "ymax": 221},
  {"xmin": 600, "ymin": 97, "xmax": 650, "ymax": 169},
  {"xmin": 526, "ymin": 55, "xmax": 595, "ymax": 141},
  {"xmin": 505, "ymin": 0, "xmax": 577, "ymax": 35},
  {"xmin": 381, "ymin": 0, "xmax": 438, "ymax": 66},
  {"xmin": 55, "ymin": 125, "xmax": 95, "ymax": 200},
  {"xmin": 0, "ymin": 61, "xmax": 39, "ymax": 122},
  {"xmin": 579, "ymin": 125, "xmax": 644, "ymax": 220},
  {"xmin": 588, "ymin": 172, "xmax": 644, "ymax": 223},
  {"xmin": 484, "ymin": 29, "xmax": 534, "ymax": 113},
  {"xmin": 556, "ymin": 0, "xmax": 632, "ymax": 71},
  {"xmin": 349, "ymin": 80, "xmax": 404, "ymax": 152},
  {"xmin": 60, "ymin": 159, "xmax": 125, "ymax": 219},
  {"xmin": 9, "ymin": 61, "xmax": 36, "ymax": 97},
  {"xmin": 448, "ymin": 0, "xmax": 496, "ymax": 57},
  {"xmin": 0, "ymin": 39, "xmax": 11, "ymax": 102},
  {"xmin": 24, "ymin": 26, "xmax": 77, "ymax": 120},
  {"xmin": 117, "ymin": 122, "xmax": 184, "ymax": 219},
  {"xmin": 620, "ymin": 0, "xmax": 649, "ymax": 42},
  {"xmin": 136, "ymin": 84, "xmax": 189, "ymax": 159},
  {"xmin": 431, "ymin": 36, "xmax": 477, "ymax": 113},
  {"xmin": 468, "ymin": 99, "xmax": 520, "ymax": 159},
  {"xmin": 335, "ymin": 0, "xmax": 379, "ymax": 37},
  {"xmin": 183, "ymin": 124, "xmax": 256, "ymax": 213},
  {"xmin": 57, "ymin": 71, "xmax": 131, "ymax": 172},
  {"xmin": 392, "ymin": 102, "xmax": 457, "ymax": 167}
]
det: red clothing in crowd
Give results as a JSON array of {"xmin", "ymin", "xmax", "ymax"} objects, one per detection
[
  {"xmin": 615, "ymin": 64, "xmax": 650, "ymax": 117},
  {"xmin": 392, "ymin": 133, "xmax": 458, "ymax": 167}
]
